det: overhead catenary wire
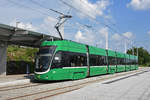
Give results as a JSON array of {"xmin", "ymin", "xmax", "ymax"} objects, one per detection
[
  {"xmin": 6, "ymin": 0, "xmax": 51, "ymax": 17},
  {"xmin": 6, "ymin": 0, "xmax": 124, "ymax": 37},
  {"xmin": 29, "ymin": 0, "xmax": 118, "ymax": 35},
  {"xmin": 30, "ymin": 0, "xmax": 66, "ymax": 16},
  {"xmin": 59, "ymin": 0, "xmax": 119, "ymax": 34},
  {"xmin": 6, "ymin": 0, "xmax": 73, "ymax": 40},
  {"xmin": 20, "ymin": 0, "xmax": 72, "ymax": 40}
]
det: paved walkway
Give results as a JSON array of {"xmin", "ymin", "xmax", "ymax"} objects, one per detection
[
  {"xmin": 0, "ymin": 74, "xmax": 33, "ymax": 87},
  {"xmin": 51, "ymin": 67, "xmax": 150, "ymax": 100}
]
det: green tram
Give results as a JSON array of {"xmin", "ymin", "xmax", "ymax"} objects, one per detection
[{"xmin": 35, "ymin": 40, "xmax": 138, "ymax": 81}]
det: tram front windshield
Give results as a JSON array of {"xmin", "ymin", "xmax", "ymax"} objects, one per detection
[{"xmin": 35, "ymin": 46, "xmax": 56, "ymax": 72}]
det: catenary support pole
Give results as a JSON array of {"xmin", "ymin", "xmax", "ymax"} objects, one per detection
[
  {"xmin": 132, "ymin": 41, "xmax": 134, "ymax": 55},
  {"xmin": 0, "ymin": 42, "xmax": 7, "ymax": 75},
  {"xmin": 106, "ymin": 28, "xmax": 108, "ymax": 50},
  {"xmin": 124, "ymin": 39, "xmax": 127, "ymax": 54},
  {"xmin": 137, "ymin": 47, "xmax": 138, "ymax": 57}
]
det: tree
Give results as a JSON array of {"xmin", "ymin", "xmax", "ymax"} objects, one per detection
[{"xmin": 127, "ymin": 47, "xmax": 150, "ymax": 66}]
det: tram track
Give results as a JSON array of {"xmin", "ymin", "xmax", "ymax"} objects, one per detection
[
  {"xmin": 35, "ymin": 87, "xmax": 81, "ymax": 100},
  {"xmin": 0, "ymin": 83, "xmax": 44, "ymax": 92},
  {"xmin": 0, "ymin": 83, "xmax": 30, "ymax": 89},
  {"xmin": 6, "ymin": 69, "xmax": 145, "ymax": 100}
]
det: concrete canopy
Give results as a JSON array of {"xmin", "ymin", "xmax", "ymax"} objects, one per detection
[
  {"xmin": 0, "ymin": 23, "xmax": 60, "ymax": 75},
  {"xmin": 0, "ymin": 23, "xmax": 60, "ymax": 47}
]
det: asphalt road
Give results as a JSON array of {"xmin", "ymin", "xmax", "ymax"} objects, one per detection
[{"xmin": 51, "ymin": 67, "xmax": 150, "ymax": 100}]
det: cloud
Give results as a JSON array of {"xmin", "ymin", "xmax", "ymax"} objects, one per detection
[
  {"xmin": 110, "ymin": 33, "xmax": 123, "ymax": 51},
  {"xmin": 112, "ymin": 33, "xmax": 122, "ymax": 41},
  {"xmin": 99, "ymin": 27, "xmax": 109, "ymax": 37},
  {"xmin": 40, "ymin": 16, "xmax": 58, "ymax": 36},
  {"xmin": 74, "ymin": 27, "xmax": 109, "ymax": 48},
  {"xmin": 127, "ymin": 0, "xmax": 150, "ymax": 10},
  {"xmin": 74, "ymin": 28, "xmax": 133, "ymax": 53},
  {"xmin": 75, "ymin": 30, "xmax": 85, "ymax": 41},
  {"xmin": 123, "ymin": 32, "xmax": 133, "ymax": 39},
  {"xmin": 109, "ymin": 32, "xmax": 134, "ymax": 52},
  {"xmin": 65, "ymin": 0, "xmax": 110, "ymax": 18},
  {"xmin": 41, "ymin": 16, "xmax": 65, "ymax": 38},
  {"xmin": 74, "ymin": 29, "xmax": 95, "ymax": 45},
  {"xmin": 9, "ymin": 19, "xmax": 37, "ymax": 31},
  {"xmin": 0, "ymin": 1, "xmax": 45, "ymax": 25},
  {"xmin": 148, "ymin": 30, "xmax": 150, "ymax": 35}
]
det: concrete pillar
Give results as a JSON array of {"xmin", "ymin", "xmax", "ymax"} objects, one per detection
[{"xmin": 0, "ymin": 42, "xmax": 7, "ymax": 75}]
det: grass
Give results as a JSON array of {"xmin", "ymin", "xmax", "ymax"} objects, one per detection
[{"xmin": 7, "ymin": 45, "xmax": 39, "ymax": 74}]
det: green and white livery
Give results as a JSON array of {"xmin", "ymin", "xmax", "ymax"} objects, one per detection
[{"xmin": 35, "ymin": 40, "xmax": 138, "ymax": 81}]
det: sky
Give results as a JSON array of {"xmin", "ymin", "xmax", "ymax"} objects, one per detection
[{"xmin": 0, "ymin": 0, "xmax": 150, "ymax": 53}]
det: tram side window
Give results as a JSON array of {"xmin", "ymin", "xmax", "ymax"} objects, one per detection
[
  {"xmin": 128, "ymin": 59, "xmax": 131, "ymax": 65},
  {"xmin": 69, "ymin": 52, "xmax": 87, "ymax": 67},
  {"xmin": 123, "ymin": 58, "xmax": 126, "ymax": 65},
  {"xmin": 132, "ymin": 59, "xmax": 134, "ymax": 65},
  {"xmin": 121, "ymin": 58, "xmax": 126, "ymax": 65},
  {"xmin": 117, "ymin": 58, "xmax": 125, "ymax": 65},
  {"xmin": 108, "ymin": 56, "xmax": 116, "ymax": 65},
  {"xmin": 51, "ymin": 51, "xmax": 87, "ymax": 68},
  {"xmin": 129, "ymin": 59, "xmax": 132, "ymax": 65},
  {"xmin": 133, "ymin": 59, "xmax": 136, "ymax": 65},
  {"xmin": 90, "ymin": 55, "xmax": 97, "ymax": 66},
  {"xmin": 136, "ymin": 59, "xmax": 138, "ymax": 65},
  {"xmin": 126, "ymin": 58, "xmax": 130, "ymax": 65},
  {"xmin": 52, "ymin": 51, "xmax": 69, "ymax": 68},
  {"xmin": 117, "ymin": 58, "xmax": 120, "ymax": 65},
  {"xmin": 132, "ymin": 60, "xmax": 135, "ymax": 65},
  {"xmin": 135, "ymin": 59, "xmax": 137, "ymax": 65},
  {"xmin": 131, "ymin": 59, "xmax": 134, "ymax": 65},
  {"xmin": 127, "ymin": 59, "xmax": 132, "ymax": 65},
  {"xmin": 90, "ymin": 55, "xmax": 107, "ymax": 66},
  {"xmin": 101, "ymin": 56, "xmax": 107, "ymax": 65}
]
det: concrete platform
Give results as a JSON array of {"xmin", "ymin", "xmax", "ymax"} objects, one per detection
[
  {"xmin": 0, "ymin": 74, "xmax": 33, "ymax": 87},
  {"xmin": 50, "ymin": 67, "xmax": 150, "ymax": 100}
]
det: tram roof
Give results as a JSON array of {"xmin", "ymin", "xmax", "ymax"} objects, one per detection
[{"xmin": 0, "ymin": 23, "xmax": 60, "ymax": 48}]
